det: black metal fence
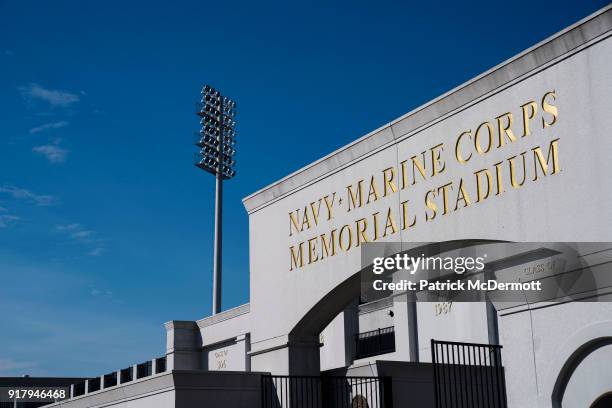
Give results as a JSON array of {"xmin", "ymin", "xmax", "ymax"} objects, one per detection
[
  {"xmin": 261, "ymin": 375, "xmax": 392, "ymax": 408},
  {"xmin": 103, "ymin": 372, "xmax": 117, "ymax": 387},
  {"xmin": 87, "ymin": 377, "xmax": 101, "ymax": 393},
  {"xmin": 355, "ymin": 326, "xmax": 395, "ymax": 359},
  {"xmin": 136, "ymin": 361, "xmax": 152, "ymax": 379},
  {"xmin": 155, "ymin": 356, "xmax": 167, "ymax": 373},
  {"xmin": 431, "ymin": 339, "xmax": 507, "ymax": 408}
]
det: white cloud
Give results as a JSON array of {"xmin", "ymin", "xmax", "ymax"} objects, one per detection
[
  {"xmin": 90, "ymin": 288, "xmax": 112, "ymax": 297},
  {"xmin": 18, "ymin": 83, "xmax": 80, "ymax": 107},
  {"xmin": 0, "ymin": 215, "xmax": 20, "ymax": 228},
  {"xmin": 30, "ymin": 121, "xmax": 69, "ymax": 134},
  {"xmin": 0, "ymin": 358, "xmax": 36, "ymax": 375},
  {"xmin": 71, "ymin": 230, "xmax": 93, "ymax": 239},
  {"xmin": 56, "ymin": 223, "xmax": 106, "ymax": 255},
  {"xmin": 56, "ymin": 223, "xmax": 81, "ymax": 231},
  {"xmin": 0, "ymin": 185, "xmax": 57, "ymax": 206},
  {"xmin": 88, "ymin": 247, "xmax": 105, "ymax": 256},
  {"xmin": 32, "ymin": 143, "xmax": 69, "ymax": 163},
  {"xmin": 57, "ymin": 224, "xmax": 94, "ymax": 241}
]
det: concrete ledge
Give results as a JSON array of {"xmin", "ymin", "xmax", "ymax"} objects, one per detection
[
  {"xmin": 197, "ymin": 303, "xmax": 250, "ymax": 328},
  {"xmin": 44, "ymin": 371, "xmax": 175, "ymax": 408},
  {"xmin": 242, "ymin": 5, "xmax": 612, "ymax": 214},
  {"xmin": 44, "ymin": 370, "xmax": 268, "ymax": 408}
]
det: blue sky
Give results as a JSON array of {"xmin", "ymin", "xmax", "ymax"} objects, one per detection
[{"xmin": 0, "ymin": 0, "xmax": 607, "ymax": 377}]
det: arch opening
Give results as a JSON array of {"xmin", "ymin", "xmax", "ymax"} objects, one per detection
[
  {"xmin": 552, "ymin": 337, "xmax": 612, "ymax": 408},
  {"xmin": 591, "ymin": 392, "xmax": 612, "ymax": 408}
]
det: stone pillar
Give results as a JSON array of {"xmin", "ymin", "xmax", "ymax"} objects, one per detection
[
  {"xmin": 486, "ymin": 301, "xmax": 500, "ymax": 345},
  {"xmin": 165, "ymin": 320, "xmax": 202, "ymax": 371},
  {"xmin": 250, "ymin": 335, "xmax": 321, "ymax": 375},
  {"xmin": 288, "ymin": 336, "xmax": 321, "ymax": 375},
  {"xmin": 235, "ymin": 333, "xmax": 251, "ymax": 371},
  {"xmin": 393, "ymin": 268, "xmax": 419, "ymax": 362},
  {"xmin": 342, "ymin": 300, "xmax": 359, "ymax": 366}
]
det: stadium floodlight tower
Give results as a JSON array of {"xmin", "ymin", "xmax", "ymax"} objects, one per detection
[{"xmin": 195, "ymin": 84, "xmax": 237, "ymax": 315}]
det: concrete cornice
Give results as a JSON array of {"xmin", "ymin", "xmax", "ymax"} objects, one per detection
[
  {"xmin": 196, "ymin": 303, "xmax": 250, "ymax": 328},
  {"xmin": 242, "ymin": 5, "xmax": 612, "ymax": 214}
]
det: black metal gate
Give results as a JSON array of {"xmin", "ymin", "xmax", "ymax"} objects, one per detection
[
  {"xmin": 261, "ymin": 375, "xmax": 392, "ymax": 408},
  {"xmin": 431, "ymin": 339, "xmax": 508, "ymax": 408}
]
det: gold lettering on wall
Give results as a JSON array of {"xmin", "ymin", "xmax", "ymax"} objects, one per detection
[
  {"xmin": 455, "ymin": 131, "xmax": 472, "ymax": 164},
  {"xmin": 287, "ymin": 90, "xmax": 563, "ymax": 271},
  {"xmin": 542, "ymin": 91, "xmax": 558, "ymax": 128},
  {"xmin": 521, "ymin": 101, "xmax": 538, "ymax": 137},
  {"xmin": 496, "ymin": 112, "xmax": 517, "ymax": 147}
]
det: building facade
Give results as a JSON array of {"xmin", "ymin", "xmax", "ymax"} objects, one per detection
[{"xmin": 44, "ymin": 5, "xmax": 612, "ymax": 408}]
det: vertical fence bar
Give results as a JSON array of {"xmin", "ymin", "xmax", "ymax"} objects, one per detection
[
  {"xmin": 261, "ymin": 375, "xmax": 265, "ymax": 408},
  {"xmin": 349, "ymin": 378, "xmax": 353, "ymax": 408},
  {"xmin": 281, "ymin": 377, "xmax": 284, "ymax": 408},
  {"xmin": 361, "ymin": 377, "xmax": 364, "ymax": 408},
  {"xmin": 439, "ymin": 342, "xmax": 444, "ymax": 408},
  {"xmin": 488, "ymin": 347, "xmax": 495, "ymax": 407},
  {"xmin": 450, "ymin": 344, "xmax": 456, "ymax": 407},
  {"xmin": 308, "ymin": 377, "xmax": 312, "ymax": 408},
  {"xmin": 471, "ymin": 345, "xmax": 476, "ymax": 408},
  {"xmin": 444, "ymin": 343, "xmax": 450, "ymax": 408},
  {"xmin": 462, "ymin": 344, "xmax": 468, "ymax": 408},
  {"xmin": 352, "ymin": 377, "xmax": 356, "ymax": 408},
  {"xmin": 477, "ymin": 345, "xmax": 483, "ymax": 408},
  {"xmin": 430, "ymin": 341, "xmax": 508, "ymax": 408},
  {"xmin": 378, "ymin": 376, "xmax": 382, "ymax": 408},
  {"xmin": 489, "ymin": 348, "xmax": 496, "ymax": 408},
  {"xmin": 432, "ymin": 340, "xmax": 439, "ymax": 408},
  {"xmin": 261, "ymin": 375, "xmax": 390, "ymax": 408},
  {"xmin": 469, "ymin": 345, "xmax": 477, "ymax": 408},
  {"xmin": 366, "ymin": 378, "xmax": 370, "ymax": 408},
  {"xmin": 370, "ymin": 378, "xmax": 375, "ymax": 408},
  {"xmin": 307, "ymin": 377, "xmax": 311, "ymax": 408},
  {"xmin": 461, "ymin": 344, "xmax": 466, "ymax": 407},
  {"xmin": 486, "ymin": 347, "xmax": 497, "ymax": 407},
  {"xmin": 454, "ymin": 344, "xmax": 459, "ymax": 408}
]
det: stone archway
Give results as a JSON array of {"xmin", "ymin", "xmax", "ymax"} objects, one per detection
[
  {"xmin": 285, "ymin": 240, "xmax": 502, "ymax": 375},
  {"xmin": 551, "ymin": 337, "xmax": 612, "ymax": 408},
  {"xmin": 251, "ymin": 240, "xmax": 592, "ymax": 376},
  {"xmin": 289, "ymin": 240, "xmax": 498, "ymax": 338}
]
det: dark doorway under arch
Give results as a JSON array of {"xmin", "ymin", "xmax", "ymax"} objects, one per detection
[{"xmin": 591, "ymin": 392, "xmax": 612, "ymax": 408}]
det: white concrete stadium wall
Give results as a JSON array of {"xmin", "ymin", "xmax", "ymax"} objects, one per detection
[{"xmin": 244, "ymin": 7, "xmax": 612, "ymax": 379}]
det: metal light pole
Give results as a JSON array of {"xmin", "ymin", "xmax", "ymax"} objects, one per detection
[{"xmin": 195, "ymin": 85, "xmax": 237, "ymax": 315}]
